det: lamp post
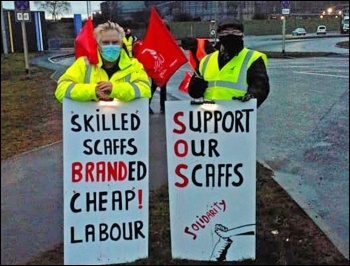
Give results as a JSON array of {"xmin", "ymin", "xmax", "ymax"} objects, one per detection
[{"xmin": 282, "ymin": 16, "xmax": 286, "ymax": 54}]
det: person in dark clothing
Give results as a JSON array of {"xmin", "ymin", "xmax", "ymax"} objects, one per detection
[
  {"xmin": 149, "ymin": 80, "xmax": 166, "ymax": 114},
  {"xmin": 181, "ymin": 37, "xmax": 216, "ymax": 71},
  {"xmin": 149, "ymin": 20, "xmax": 171, "ymax": 114},
  {"xmin": 187, "ymin": 19, "xmax": 270, "ymax": 108}
]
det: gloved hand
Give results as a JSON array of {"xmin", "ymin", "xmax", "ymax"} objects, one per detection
[
  {"xmin": 241, "ymin": 93, "xmax": 255, "ymax": 102},
  {"xmin": 232, "ymin": 93, "xmax": 255, "ymax": 102},
  {"xmin": 188, "ymin": 75, "xmax": 208, "ymax": 99}
]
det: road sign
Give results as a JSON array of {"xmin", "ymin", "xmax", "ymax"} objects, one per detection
[
  {"xmin": 14, "ymin": 1, "xmax": 30, "ymax": 11},
  {"xmin": 14, "ymin": 1, "xmax": 31, "ymax": 22},
  {"xmin": 281, "ymin": 1, "xmax": 290, "ymax": 9},
  {"xmin": 282, "ymin": 9, "xmax": 290, "ymax": 15},
  {"xmin": 210, "ymin": 29, "xmax": 216, "ymax": 35},
  {"xmin": 281, "ymin": 1, "xmax": 290, "ymax": 15}
]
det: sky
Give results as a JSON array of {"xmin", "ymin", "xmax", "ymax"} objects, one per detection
[{"xmin": 2, "ymin": 1, "xmax": 103, "ymax": 18}]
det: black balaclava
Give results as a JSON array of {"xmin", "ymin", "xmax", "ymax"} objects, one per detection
[
  {"xmin": 217, "ymin": 19, "xmax": 244, "ymax": 57},
  {"xmin": 219, "ymin": 35, "xmax": 244, "ymax": 56}
]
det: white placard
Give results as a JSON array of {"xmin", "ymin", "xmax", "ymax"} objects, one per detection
[
  {"xmin": 165, "ymin": 100, "xmax": 257, "ymax": 262},
  {"xmin": 63, "ymin": 99, "xmax": 149, "ymax": 265}
]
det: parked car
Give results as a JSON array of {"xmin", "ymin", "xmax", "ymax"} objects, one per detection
[
  {"xmin": 292, "ymin": 27, "xmax": 307, "ymax": 36},
  {"xmin": 316, "ymin": 25, "xmax": 327, "ymax": 35}
]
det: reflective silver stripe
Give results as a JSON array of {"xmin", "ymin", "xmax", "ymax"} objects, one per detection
[
  {"xmin": 125, "ymin": 74, "xmax": 150, "ymax": 98},
  {"xmin": 130, "ymin": 79, "xmax": 150, "ymax": 98},
  {"xmin": 84, "ymin": 57, "xmax": 92, "ymax": 83},
  {"xmin": 208, "ymin": 80, "xmax": 245, "ymax": 92},
  {"xmin": 125, "ymin": 73, "xmax": 131, "ymax": 83},
  {"xmin": 131, "ymin": 82, "xmax": 141, "ymax": 98},
  {"xmin": 125, "ymin": 74, "xmax": 138, "ymax": 97},
  {"xmin": 201, "ymin": 54, "xmax": 212, "ymax": 77},
  {"xmin": 237, "ymin": 49, "xmax": 254, "ymax": 88},
  {"xmin": 138, "ymin": 79, "xmax": 151, "ymax": 87},
  {"xmin": 207, "ymin": 50, "xmax": 254, "ymax": 91},
  {"xmin": 63, "ymin": 57, "xmax": 91, "ymax": 99},
  {"xmin": 64, "ymin": 82, "xmax": 75, "ymax": 98},
  {"xmin": 58, "ymin": 79, "xmax": 73, "ymax": 84}
]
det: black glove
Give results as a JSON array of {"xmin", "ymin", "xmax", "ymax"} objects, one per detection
[
  {"xmin": 232, "ymin": 93, "xmax": 255, "ymax": 102},
  {"xmin": 188, "ymin": 75, "xmax": 208, "ymax": 99},
  {"xmin": 241, "ymin": 93, "xmax": 255, "ymax": 102}
]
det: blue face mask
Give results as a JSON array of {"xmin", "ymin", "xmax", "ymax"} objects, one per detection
[{"xmin": 100, "ymin": 45, "xmax": 121, "ymax": 62}]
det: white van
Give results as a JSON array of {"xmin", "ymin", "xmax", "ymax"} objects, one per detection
[{"xmin": 316, "ymin": 25, "xmax": 327, "ymax": 35}]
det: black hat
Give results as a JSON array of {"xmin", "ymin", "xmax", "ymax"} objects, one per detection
[{"xmin": 217, "ymin": 18, "xmax": 244, "ymax": 33}]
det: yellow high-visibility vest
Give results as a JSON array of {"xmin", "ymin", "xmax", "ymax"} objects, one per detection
[
  {"xmin": 199, "ymin": 47, "xmax": 268, "ymax": 100},
  {"xmin": 123, "ymin": 36, "xmax": 136, "ymax": 57}
]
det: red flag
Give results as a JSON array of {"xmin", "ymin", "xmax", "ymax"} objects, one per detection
[
  {"xmin": 74, "ymin": 17, "xmax": 98, "ymax": 64},
  {"xmin": 178, "ymin": 71, "xmax": 192, "ymax": 93},
  {"xmin": 136, "ymin": 7, "xmax": 187, "ymax": 87}
]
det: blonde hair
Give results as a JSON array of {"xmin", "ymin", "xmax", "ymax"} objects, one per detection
[{"xmin": 94, "ymin": 21, "xmax": 125, "ymax": 44}]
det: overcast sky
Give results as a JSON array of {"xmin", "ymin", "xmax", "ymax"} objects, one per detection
[{"xmin": 2, "ymin": 1, "xmax": 103, "ymax": 18}]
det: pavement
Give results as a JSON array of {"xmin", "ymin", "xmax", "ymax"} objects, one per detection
[{"xmin": 1, "ymin": 49, "xmax": 349, "ymax": 264}]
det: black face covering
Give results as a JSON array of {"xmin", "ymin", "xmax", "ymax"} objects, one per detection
[{"xmin": 219, "ymin": 35, "xmax": 244, "ymax": 57}]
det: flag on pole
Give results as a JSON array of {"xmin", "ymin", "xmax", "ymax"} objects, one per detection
[
  {"xmin": 134, "ymin": 7, "xmax": 188, "ymax": 87},
  {"xmin": 178, "ymin": 71, "xmax": 192, "ymax": 93},
  {"xmin": 74, "ymin": 17, "xmax": 98, "ymax": 64}
]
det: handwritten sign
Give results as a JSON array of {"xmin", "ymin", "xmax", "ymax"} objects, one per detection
[
  {"xmin": 165, "ymin": 100, "xmax": 257, "ymax": 262},
  {"xmin": 63, "ymin": 99, "xmax": 149, "ymax": 265}
]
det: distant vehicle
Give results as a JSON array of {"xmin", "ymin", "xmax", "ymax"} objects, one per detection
[
  {"xmin": 292, "ymin": 27, "xmax": 307, "ymax": 36},
  {"xmin": 341, "ymin": 16, "xmax": 349, "ymax": 34},
  {"xmin": 340, "ymin": 7, "xmax": 349, "ymax": 34},
  {"xmin": 316, "ymin": 25, "xmax": 327, "ymax": 35}
]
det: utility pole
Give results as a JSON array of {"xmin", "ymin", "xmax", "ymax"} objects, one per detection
[
  {"xmin": 281, "ymin": 1, "xmax": 291, "ymax": 55},
  {"xmin": 1, "ymin": 1, "xmax": 9, "ymax": 57},
  {"xmin": 86, "ymin": 1, "xmax": 91, "ymax": 18},
  {"xmin": 21, "ymin": 19, "xmax": 30, "ymax": 76}
]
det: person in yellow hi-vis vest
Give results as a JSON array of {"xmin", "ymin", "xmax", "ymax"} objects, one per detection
[
  {"xmin": 188, "ymin": 19, "xmax": 270, "ymax": 108},
  {"xmin": 55, "ymin": 21, "xmax": 151, "ymax": 103},
  {"xmin": 123, "ymin": 27, "xmax": 138, "ymax": 58}
]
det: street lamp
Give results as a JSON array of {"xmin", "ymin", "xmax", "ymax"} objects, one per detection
[{"xmin": 327, "ymin": 7, "xmax": 333, "ymax": 15}]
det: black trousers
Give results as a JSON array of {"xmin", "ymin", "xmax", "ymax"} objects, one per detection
[{"xmin": 149, "ymin": 79, "xmax": 167, "ymax": 111}]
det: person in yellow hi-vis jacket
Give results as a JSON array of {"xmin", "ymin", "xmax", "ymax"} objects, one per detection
[
  {"xmin": 55, "ymin": 21, "xmax": 151, "ymax": 103},
  {"xmin": 123, "ymin": 27, "xmax": 138, "ymax": 58},
  {"xmin": 188, "ymin": 19, "xmax": 270, "ymax": 108}
]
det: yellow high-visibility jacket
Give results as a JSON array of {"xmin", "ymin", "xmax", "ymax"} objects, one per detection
[
  {"xmin": 199, "ymin": 47, "xmax": 268, "ymax": 100},
  {"xmin": 55, "ymin": 49, "xmax": 151, "ymax": 103}
]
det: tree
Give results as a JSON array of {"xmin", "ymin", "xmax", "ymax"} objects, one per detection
[{"xmin": 34, "ymin": 1, "xmax": 71, "ymax": 21}]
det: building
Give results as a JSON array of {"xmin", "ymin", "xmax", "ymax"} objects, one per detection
[
  {"xmin": 100, "ymin": 1, "xmax": 146, "ymax": 21},
  {"xmin": 99, "ymin": 1, "xmax": 257, "ymax": 22},
  {"xmin": 97, "ymin": 1, "xmax": 350, "ymax": 22}
]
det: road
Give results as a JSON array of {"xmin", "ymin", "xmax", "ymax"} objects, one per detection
[{"xmin": 245, "ymin": 34, "xmax": 349, "ymax": 53}]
